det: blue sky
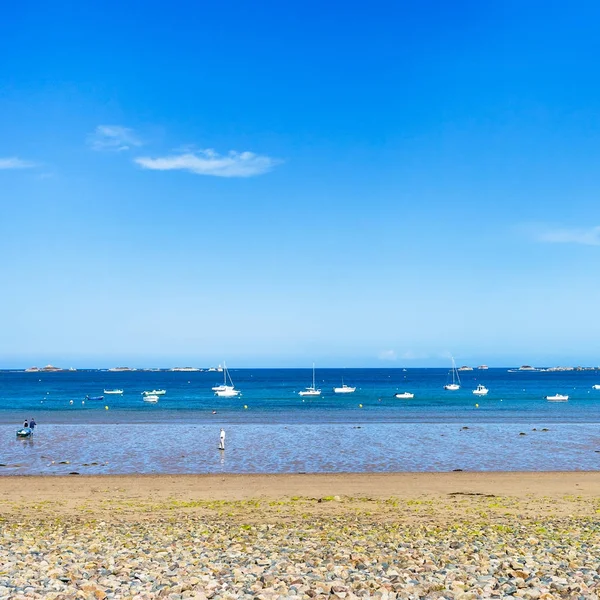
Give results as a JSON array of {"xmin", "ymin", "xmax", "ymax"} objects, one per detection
[{"xmin": 2, "ymin": 1, "xmax": 600, "ymax": 368}]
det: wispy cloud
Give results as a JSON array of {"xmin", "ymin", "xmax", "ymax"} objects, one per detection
[
  {"xmin": 134, "ymin": 149, "xmax": 281, "ymax": 178},
  {"xmin": 534, "ymin": 225, "xmax": 600, "ymax": 246},
  {"xmin": 0, "ymin": 157, "xmax": 35, "ymax": 169},
  {"xmin": 378, "ymin": 349, "xmax": 397, "ymax": 361},
  {"xmin": 88, "ymin": 125, "xmax": 142, "ymax": 152}
]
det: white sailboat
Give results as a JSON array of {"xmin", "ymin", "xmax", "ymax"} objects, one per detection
[
  {"xmin": 214, "ymin": 363, "xmax": 241, "ymax": 397},
  {"xmin": 299, "ymin": 364, "xmax": 322, "ymax": 396},
  {"xmin": 444, "ymin": 357, "xmax": 461, "ymax": 390},
  {"xmin": 142, "ymin": 389, "xmax": 166, "ymax": 396}
]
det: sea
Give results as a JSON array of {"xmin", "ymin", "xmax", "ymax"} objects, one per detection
[{"xmin": 1, "ymin": 368, "xmax": 600, "ymax": 475}]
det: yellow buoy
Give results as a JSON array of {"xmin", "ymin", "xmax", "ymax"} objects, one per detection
[
  {"xmin": 359, "ymin": 404, "xmax": 363, "ymax": 408},
  {"xmin": 475, "ymin": 403, "xmax": 479, "ymax": 408},
  {"xmin": 105, "ymin": 405, "xmax": 109, "ymax": 410},
  {"xmin": 244, "ymin": 405, "xmax": 248, "ymax": 409}
]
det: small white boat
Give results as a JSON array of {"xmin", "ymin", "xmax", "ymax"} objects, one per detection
[
  {"xmin": 142, "ymin": 389, "xmax": 166, "ymax": 396},
  {"xmin": 104, "ymin": 389, "xmax": 123, "ymax": 395},
  {"xmin": 299, "ymin": 363, "xmax": 322, "ymax": 396},
  {"xmin": 545, "ymin": 394, "xmax": 569, "ymax": 402},
  {"xmin": 333, "ymin": 384, "xmax": 356, "ymax": 394},
  {"xmin": 473, "ymin": 384, "xmax": 489, "ymax": 396},
  {"xmin": 394, "ymin": 392, "xmax": 414, "ymax": 399},
  {"xmin": 593, "ymin": 385, "xmax": 600, "ymax": 390},
  {"xmin": 444, "ymin": 357, "xmax": 461, "ymax": 391},
  {"xmin": 143, "ymin": 395, "xmax": 159, "ymax": 403},
  {"xmin": 458, "ymin": 366, "xmax": 473, "ymax": 371},
  {"xmin": 214, "ymin": 362, "xmax": 241, "ymax": 397},
  {"xmin": 333, "ymin": 377, "xmax": 356, "ymax": 394}
]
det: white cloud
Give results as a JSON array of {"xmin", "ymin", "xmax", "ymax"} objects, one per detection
[
  {"xmin": 88, "ymin": 125, "xmax": 142, "ymax": 152},
  {"xmin": 535, "ymin": 225, "xmax": 600, "ymax": 246},
  {"xmin": 0, "ymin": 157, "xmax": 35, "ymax": 169},
  {"xmin": 378, "ymin": 349, "xmax": 397, "ymax": 361},
  {"xmin": 134, "ymin": 149, "xmax": 281, "ymax": 178}
]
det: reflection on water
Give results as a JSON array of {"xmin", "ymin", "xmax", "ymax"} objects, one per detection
[{"xmin": 1, "ymin": 422, "xmax": 599, "ymax": 475}]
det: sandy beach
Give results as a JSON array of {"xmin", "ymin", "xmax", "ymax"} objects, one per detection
[{"xmin": 1, "ymin": 472, "xmax": 600, "ymax": 598}]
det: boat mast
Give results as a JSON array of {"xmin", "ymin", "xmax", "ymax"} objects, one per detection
[{"xmin": 312, "ymin": 363, "xmax": 315, "ymax": 389}]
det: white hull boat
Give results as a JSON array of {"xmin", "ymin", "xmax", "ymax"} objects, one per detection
[
  {"xmin": 394, "ymin": 392, "xmax": 414, "ymax": 399},
  {"xmin": 214, "ymin": 362, "xmax": 241, "ymax": 397},
  {"xmin": 333, "ymin": 386, "xmax": 356, "ymax": 394},
  {"xmin": 215, "ymin": 388, "xmax": 240, "ymax": 397},
  {"xmin": 444, "ymin": 357, "xmax": 461, "ymax": 390},
  {"xmin": 593, "ymin": 385, "xmax": 600, "ymax": 390},
  {"xmin": 299, "ymin": 364, "xmax": 321, "ymax": 396},
  {"xmin": 545, "ymin": 394, "xmax": 568, "ymax": 402},
  {"xmin": 104, "ymin": 389, "xmax": 123, "ymax": 395},
  {"xmin": 473, "ymin": 384, "xmax": 489, "ymax": 396},
  {"xmin": 143, "ymin": 395, "xmax": 159, "ymax": 403},
  {"xmin": 142, "ymin": 389, "xmax": 166, "ymax": 396},
  {"xmin": 333, "ymin": 379, "xmax": 355, "ymax": 394}
]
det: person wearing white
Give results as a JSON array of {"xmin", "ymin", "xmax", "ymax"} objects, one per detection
[{"xmin": 219, "ymin": 428, "xmax": 226, "ymax": 450}]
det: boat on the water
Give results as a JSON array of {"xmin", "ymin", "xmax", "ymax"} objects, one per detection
[
  {"xmin": 473, "ymin": 384, "xmax": 489, "ymax": 396},
  {"xmin": 299, "ymin": 364, "xmax": 322, "ymax": 397},
  {"xmin": 85, "ymin": 395, "xmax": 104, "ymax": 401},
  {"xmin": 545, "ymin": 394, "xmax": 569, "ymax": 402},
  {"xmin": 104, "ymin": 389, "xmax": 123, "ymax": 395},
  {"xmin": 394, "ymin": 392, "xmax": 414, "ymax": 399},
  {"xmin": 333, "ymin": 384, "xmax": 356, "ymax": 394},
  {"xmin": 444, "ymin": 357, "xmax": 461, "ymax": 391},
  {"xmin": 458, "ymin": 366, "xmax": 473, "ymax": 371},
  {"xmin": 333, "ymin": 378, "xmax": 356, "ymax": 394},
  {"xmin": 143, "ymin": 395, "xmax": 159, "ymax": 403},
  {"xmin": 593, "ymin": 385, "xmax": 600, "ymax": 390},
  {"xmin": 16, "ymin": 427, "xmax": 33, "ymax": 438},
  {"xmin": 214, "ymin": 363, "xmax": 241, "ymax": 397},
  {"xmin": 141, "ymin": 389, "xmax": 166, "ymax": 396}
]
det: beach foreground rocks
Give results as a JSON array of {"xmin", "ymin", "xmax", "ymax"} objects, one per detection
[{"xmin": 2, "ymin": 492, "xmax": 600, "ymax": 599}]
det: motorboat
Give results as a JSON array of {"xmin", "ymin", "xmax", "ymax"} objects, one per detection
[
  {"xmin": 593, "ymin": 385, "xmax": 600, "ymax": 390},
  {"xmin": 16, "ymin": 427, "xmax": 33, "ymax": 438},
  {"xmin": 473, "ymin": 384, "xmax": 489, "ymax": 396},
  {"xmin": 141, "ymin": 389, "xmax": 166, "ymax": 396},
  {"xmin": 458, "ymin": 366, "xmax": 473, "ymax": 371},
  {"xmin": 444, "ymin": 357, "xmax": 461, "ymax": 390},
  {"xmin": 394, "ymin": 392, "xmax": 414, "ymax": 399},
  {"xmin": 545, "ymin": 394, "xmax": 569, "ymax": 402},
  {"xmin": 333, "ymin": 384, "xmax": 356, "ymax": 394},
  {"xmin": 333, "ymin": 378, "xmax": 356, "ymax": 394},
  {"xmin": 85, "ymin": 395, "xmax": 104, "ymax": 401},
  {"xmin": 214, "ymin": 362, "xmax": 241, "ymax": 397},
  {"xmin": 299, "ymin": 363, "xmax": 322, "ymax": 396},
  {"xmin": 104, "ymin": 389, "xmax": 123, "ymax": 395},
  {"xmin": 477, "ymin": 365, "xmax": 489, "ymax": 370},
  {"xmin": 143, "ymin": 395, "xmax": 159, "ymax": 403}
]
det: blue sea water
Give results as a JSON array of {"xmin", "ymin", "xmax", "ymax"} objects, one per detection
[{"xmin": 1, "ymin": 368, "xmax": 600, "ymax": 474}]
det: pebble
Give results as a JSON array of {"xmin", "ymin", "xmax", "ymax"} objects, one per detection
[{"xmin": 1, "ymin": 505, "xmax": 600, "ymax": 599}]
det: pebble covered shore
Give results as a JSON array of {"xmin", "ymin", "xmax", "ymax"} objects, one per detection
[{"xmin": 2, "ymin": 494, "xmax": 600, "ymax": 599}]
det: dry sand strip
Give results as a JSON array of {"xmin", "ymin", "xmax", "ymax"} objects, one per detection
[
  {"xmin": 2, "ymin": 473, "xmax": 600, "ymax": 599},
  {"xmin": 1, "ymin": 471, "xmax": 600, "ymax": 504}
]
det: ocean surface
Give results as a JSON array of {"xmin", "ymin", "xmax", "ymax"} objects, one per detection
[{"xmin": 2, "ymin": 368, "xmax": 600, "ymax": 475}]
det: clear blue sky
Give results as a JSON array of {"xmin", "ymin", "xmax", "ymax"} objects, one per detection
[{"xmin": 2, "ymin": 0, "xmax": 600, "ymax": 368}]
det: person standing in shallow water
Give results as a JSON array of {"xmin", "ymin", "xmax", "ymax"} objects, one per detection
[
  {"xmin": 219, "ymin": 428, "xmax": 225, "ymax": 450},
  {"xmin": 29, "ymin": 418, "xmax": 36, "ymax": 431}
]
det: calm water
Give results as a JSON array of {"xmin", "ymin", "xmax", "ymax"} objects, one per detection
[{"xmin": 2, "ymin": 368, "xmax": 600, "ymax": 474}]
